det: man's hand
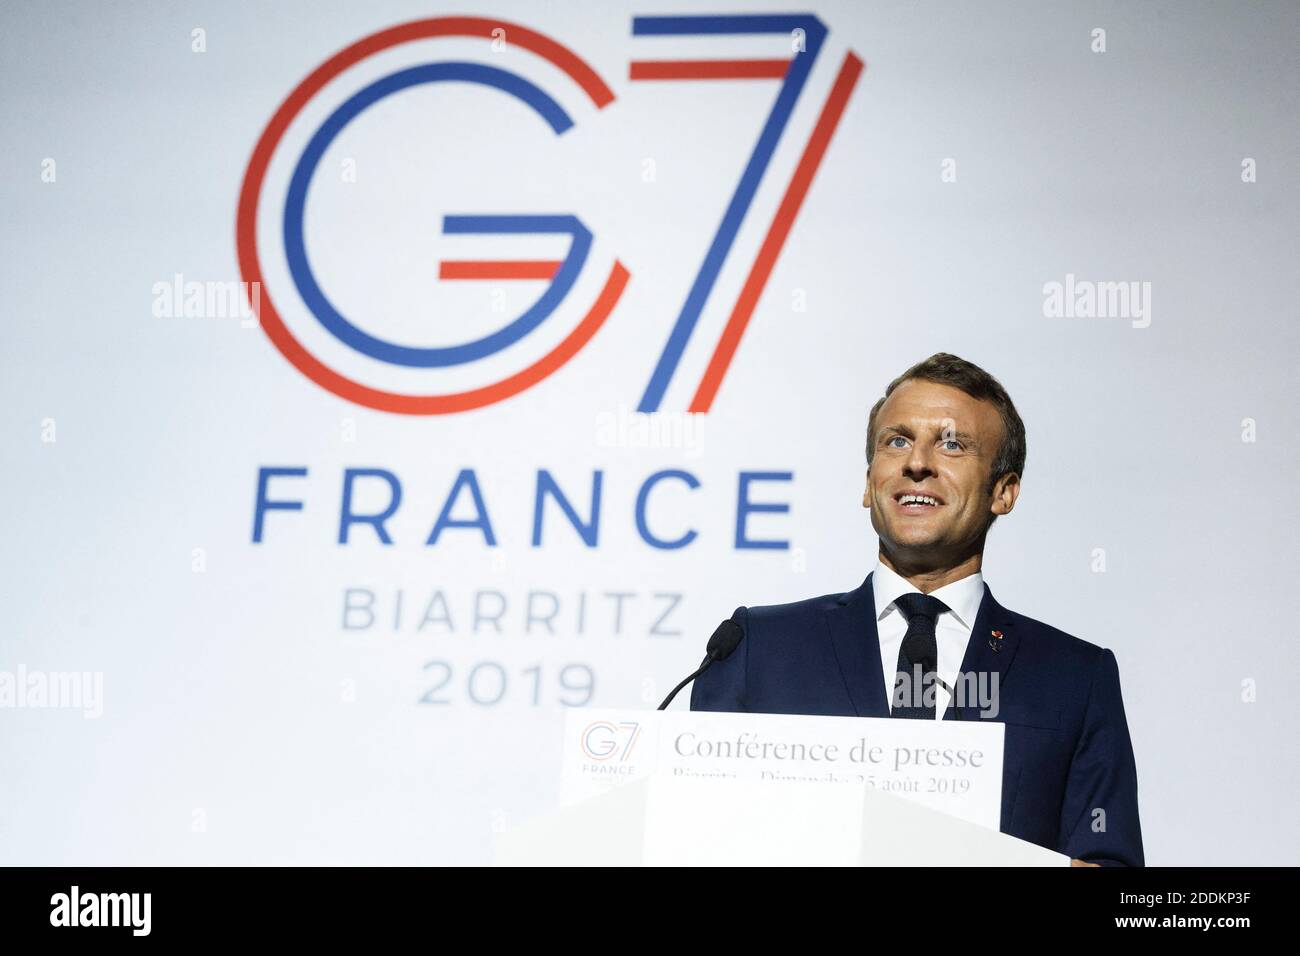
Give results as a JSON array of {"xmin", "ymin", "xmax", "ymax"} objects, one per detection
[{"xmin": 1070, "ymin": 859, "xmax": 1100, "ymax": 867}]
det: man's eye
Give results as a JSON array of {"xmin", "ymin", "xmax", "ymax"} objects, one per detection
[
  {"xmin": 941, "ymin": 439, "xmax": 963, "ymax": 451},
  {"xmin": 886, "ymin": 436, "xmax": 908, "ymax": 448}
]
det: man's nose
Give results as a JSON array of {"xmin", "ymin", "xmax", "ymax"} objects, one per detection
[{"xmin": 902, "ymin": 441, "xmax": 935, "ymax": 479}]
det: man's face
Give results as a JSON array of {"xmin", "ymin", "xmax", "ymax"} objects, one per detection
[{"xmin": 863, "ymin": 379, "xmax": 1018, "ymax": 566}]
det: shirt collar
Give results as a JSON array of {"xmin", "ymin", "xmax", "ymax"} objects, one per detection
[{"xmin": 871, "ymin": 559, "xmax": 985, "ymax": 631}]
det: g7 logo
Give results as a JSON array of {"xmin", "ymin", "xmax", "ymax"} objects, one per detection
[
  {"xmin": 581, "ymin": 721, "xmax": 642, "ymax": 762},
  {"xmin": 237, "ymin": 14, "xmax": 862, "ymax": 414}
]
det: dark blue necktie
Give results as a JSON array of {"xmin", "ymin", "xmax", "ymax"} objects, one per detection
[{"xmin": 890, "ymin": 592, "xmax": 948, "ymax": 719}]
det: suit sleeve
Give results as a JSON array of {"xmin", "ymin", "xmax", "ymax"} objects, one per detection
[
  {"xmin": 689, "ymin": 606, "xmax": 749, "ymax": 712},
  {"xmin": 1058, "ymin": 648, "xmax": 1145, "ymax": 866}
]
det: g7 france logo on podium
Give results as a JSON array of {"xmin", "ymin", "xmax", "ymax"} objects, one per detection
[{"xmin": 237, "ymin": 14, "xmax": 861, "ymax": 415}]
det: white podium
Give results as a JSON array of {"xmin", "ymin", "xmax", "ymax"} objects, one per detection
[{"xmin": 495, "ymin": 709, "xmax": 1069, "ymax": 866}]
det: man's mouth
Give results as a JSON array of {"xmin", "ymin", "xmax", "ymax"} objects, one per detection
[{"xmin": 893, "ymin": 492, "xmax": 944, "ymax": 513}]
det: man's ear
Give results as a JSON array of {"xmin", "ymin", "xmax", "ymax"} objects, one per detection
[
  {"xmin": 862, "ymin": 467, "xmax": 871, "ymax": 509},
  {"xmin": 990, "ymin": 472, "xmax": 1020, "ymax": 517}
]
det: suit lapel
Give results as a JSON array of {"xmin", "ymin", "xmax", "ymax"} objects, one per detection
[
  {"xmin": 943, "ymin": 583, "xmax": 1020, "ymax": 720},
  {"xmin": 823, "ymin": 572, "xmax": 890, "ymax": 718}
]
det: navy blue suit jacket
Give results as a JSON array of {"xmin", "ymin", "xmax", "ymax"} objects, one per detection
[{"xmin": 690, "ymin": 573, "xmax": 1144, "ymax": 866}]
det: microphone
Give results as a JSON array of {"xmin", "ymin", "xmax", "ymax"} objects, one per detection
[{"xmin": 657, "ymin": 618, "xmax": 745, "ymax": 710}]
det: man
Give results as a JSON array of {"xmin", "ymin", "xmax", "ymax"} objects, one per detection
[{"xmin": 691, "ymin": 353, "xmax": 1143, "ymax": 866}]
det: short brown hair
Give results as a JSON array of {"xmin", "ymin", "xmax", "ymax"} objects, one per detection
[{"xmin": 866, "ymin": 352, "xmax": 1026, "ymax": 492}]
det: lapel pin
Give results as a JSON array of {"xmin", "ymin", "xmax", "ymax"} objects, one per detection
[{"xmin": 989, "ymin": 629, "xmax": 1004, "ymax": 652}]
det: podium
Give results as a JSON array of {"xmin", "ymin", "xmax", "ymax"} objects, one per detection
[{"xmin": 494, "ymin": 709, "xmax": 1069, "ymax": 866}]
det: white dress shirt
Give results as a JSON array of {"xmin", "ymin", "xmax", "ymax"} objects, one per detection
[{"xmin": 871, "ymin": 560, "xmax": 985, "ymax": 719}]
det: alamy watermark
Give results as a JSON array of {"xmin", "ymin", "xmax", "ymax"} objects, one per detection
[
  {"xmin": 1043, "ymin": 273, "xmax": 1151, "ymax": 329},
  {"xmin": 152, "ymin": 273, "xmax": 260, "ymax": 326},
  {"xmin": 594, "ymin": 404, "xmax": 705, "ymax": 458},
  {"xmin": 50, "ymin": 886, "xmax": 150, "ymax": 936},
  {"xmin": 892, "ymin": 667, "xmax": 1001, "ymax": 717},
  {"xmin": 0, "ymin": 665, "xmax": 103, "ymax": 718}
]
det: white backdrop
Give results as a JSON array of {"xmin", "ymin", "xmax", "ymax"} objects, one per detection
[{"xmin": 1, "ymin": 0, "xmax": 1296, "ymax": 865}]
